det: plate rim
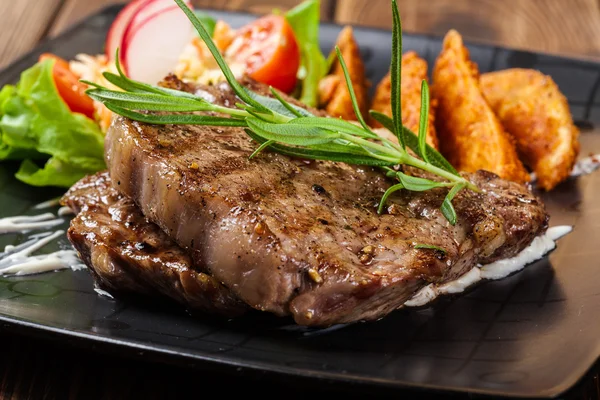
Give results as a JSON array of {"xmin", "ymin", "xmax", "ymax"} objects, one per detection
[{"xmin": 0, "ymin": 4, "xmax": 598, "ymax": 399}]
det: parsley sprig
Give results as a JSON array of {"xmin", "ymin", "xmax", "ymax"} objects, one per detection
[{"xmin": 84, "ymin": 0, "xmax": 478, "ymax": 225}]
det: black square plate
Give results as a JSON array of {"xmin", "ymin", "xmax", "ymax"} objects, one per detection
[{"xmin": 1, "ymin": 5, "xmax": 600, "ymax": 398}]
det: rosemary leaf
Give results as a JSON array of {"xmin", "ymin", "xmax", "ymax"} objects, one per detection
[
  {"xmin": 102, "ymin": 71, "xmax": 155, "ymax": 94},
  {"xmin": 244, "ymin": 88, "xmax": 313, "ymax": 118},
  {"xmin": 441, "ymin": 182, "xmax": 466, "ymax": 225},
  {"xmin": 86, "ymin": 89, "xmax": 212, "ymax": 112},
  {"xmin": 418, "ymin": 80, "xmax": 430, "ymax": 164},
  {"xmin": 104, "ymin": 54, "xmax": 203, "ymax": 100},
  {"xmin": 79, "ymin": 80, "xmax": 104, "ymax": 89},
  {"xmin": 104, "ymin": 103, "xmax": 247, "ymax": 126},
  {"xmin": 383, "ymin": 167, "xmax": 397, "ymax": 178},
  {"xmin": 245, "ymin": 108, "xmax": 277, "ymax": 122},
  {"xmin": 246, "ymin": 118, "xmax": 341, "ymax": 145},
  {"xmin": 369, "ymin": 110, "xmax": 395, "ymax": 133},
  {"xmin": 390, "ymin": 0, "xmax": 404, "ymax": 148},
  {"xmin": 270, "ymin": 88, "xmax": 305, "ymax": 117},
  {"xmin": 404, "ymin": 128, "xmax": 459, "ymax": 175},
  {"xmin": 334, "ymin": 46, "xmax": 371, "ymax": 133},
  {"xmin": 249, "ymin": 139, "xmax": 276, "ymax": 159},
  {"xmin": 377, "ymin": 183, "xmax": 405, "ymax": 214},
  {"xmin": 292, "ymin": 117, "xmax": 376, "ymax": 138},
  {"xmin": 369, "ymin": 111, "xmax": 459, "ymax": 175},
  {"xmin": 414, "ymin": 244, "xmax": 447, "ymax": 254},
  {"xmin": 396, "ymin": 171, "xmax": 448, "ymax": 191},
  {"xmin": 245, "ymin": 129, "xmax": 391, "ymax": 166}
]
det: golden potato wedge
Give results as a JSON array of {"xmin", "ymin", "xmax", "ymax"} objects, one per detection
[
  {"xmin": 480, "ymin": 68, "xmax": 580, "ymax": 190},
  {"xmin": 317, "ymin": 75, "xmax": 341, "ymax": 106},
  {"xmin": 431, "ymin": 30, "xmax": 530, "ymax": 184},
  {"xmin": 369, "ymin": 51, "xmax": 439, "ymax": 149},
  {"xmin": 213, "ymin": 20, "xmax": 235, "ymax": 52},
  {"xmin": 318, "ymin": 26, "xmax": 369, "ymax": 121}
]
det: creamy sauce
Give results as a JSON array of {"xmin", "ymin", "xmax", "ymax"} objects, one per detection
[
  {"xmin": 480, "ymin": 225, "xmax": 571, "ymax": 280},
  {"xmin": 570, "ymin": 154, "xmax": 600, "ymax": 177},
  {"xmin": 0, "ymin": 249, "xmax": 84, "ymax": 276},
  {"xmin": 0, "ymin": 230, "xmax": 85, "ymax": 276},
  {"xmin": 530, "ymin": 154, "xmax": 600, "ymax": 183},
  {"xmin": 94, "ymin": 287, "xmax": 115, "ymax": 299},
  {"xmin": 404, "ymin": 225, "xmax": 572, "ymax": 308},
  {"xmin": 57, "ymin": 206, "xmax": 74, "ymax": 216},
  {"xmin": 0, "ymin": 205, "xmax": 85, "ymax": 276},
  {"xmin": 32, "ymin": 198, "xmax": 61, "ymax": 210},
  {"xmin": 0, "ymin": 213, "xmax": 64, "ymax": 234}
]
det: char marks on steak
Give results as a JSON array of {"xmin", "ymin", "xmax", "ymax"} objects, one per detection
[
  {"xmin": 62, "ymin": 171, "xmax": 248, "ymax": 317},
  {"xmin": 93, "ymin": 77, "xmax": 549, "ymax": 327}
]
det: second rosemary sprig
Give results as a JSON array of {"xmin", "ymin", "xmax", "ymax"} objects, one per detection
[{"xmin": 85, "ymin": 0, "xmax": 478, "ymax": 225}]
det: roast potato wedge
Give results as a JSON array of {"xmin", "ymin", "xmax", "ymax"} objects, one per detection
[
  {"xmin": 480, "ymin": 68, "xmax": 579, "ymax": 190},
  {"xmin": 369, "ymin": 51, "xmax": 439, "ymax": 149},
  {"xmin": 318, "ymin": 26, "xmax": 370, "ymax": 121},
  {"xmin": 431, "ymin": 30, "xmax": 530, "ymax": 184}
]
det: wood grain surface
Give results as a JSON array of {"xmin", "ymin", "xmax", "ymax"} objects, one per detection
[
  {"xmin": 1, "ymin": 1, "xmax": 600, "ymax": 399},
  {"xmin": 49, "ymin": 0, "xmax": 127, "ymax": 37},
  {"xmin": 335, "ymin": 0, "xmax": 600, "ymax": 61},
  {"xmin": 0, "ymin": 0, "xmax": 64, "ymax": 69},
  {"xmin": 49, "ymin": 0, "xmax": 334, "ymax": 38}
]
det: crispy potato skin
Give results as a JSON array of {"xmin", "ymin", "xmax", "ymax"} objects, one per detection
[
  {"xmin": 369, "ymin": 51, "xmax": 439, "ymax": 149},
  {"xmin": 480, "ymin": 68, "xmax": 580, "ymax": 190},
  {"xmin": 318, "ymin": 26, "xmax": 370, "ymax": 121},
  {"xmin": 431, "ymin": 30, "xmax": 530, "ymax": 184}
]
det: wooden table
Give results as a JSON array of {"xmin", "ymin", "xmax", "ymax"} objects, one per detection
[
  {"xmin": 1, "ymin": 1, "xmax": 600, "ymax": 399},
  {"xmin": 2, "ymin": 0, "xmax": 600, "ymax": 70}
]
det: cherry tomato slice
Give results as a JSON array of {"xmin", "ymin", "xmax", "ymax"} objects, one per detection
[
  {"xmin": 39, "ymin": 53, "xmax": 96, "ymax": 120},
  {"xmin": 226, "ymin": 15, "xmax": 300, "ymax": 93}
]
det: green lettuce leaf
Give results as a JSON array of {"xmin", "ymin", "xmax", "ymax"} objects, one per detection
[
  {"xmin": 286, "ymin": 0, "xmax": 328, "ymax": 107},
  {"xmin": 0, "ymin": 85, "xmax": 43, "ymax": 160},
  {"xmin": 15, "ymin": 158, "xmax": 101, "ymax": 188},
  {"xmin": 194, "ymin": 10, "xmax": 217, "ymax": 36},
  {"xmin": 0, "ymin": 59, "xmax": 105, "ymax": 187}
]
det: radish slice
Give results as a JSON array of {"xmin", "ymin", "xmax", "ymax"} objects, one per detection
[
  {"xmin": 105, "ymin": 0, "xmax": 147, "ymax": 60},
  {"xmin": 126, "ymin": 0, "xmax": 191, "ymax": 36},
  {"xmin": 121, "ymin": 5, "xmax": 194, "ymax": 84}
]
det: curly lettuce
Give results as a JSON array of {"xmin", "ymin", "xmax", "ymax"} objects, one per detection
[
  {"xmin": 0, "ymin": 59, "xmax": 105, "ymax": 187},
  {"xmin": 286, "ymin": 0, "xmax": 328, "ymax": 107}
]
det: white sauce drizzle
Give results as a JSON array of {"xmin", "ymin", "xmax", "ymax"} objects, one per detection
[
  {"xmin": 0, "ymin": 229, "xmax": 85, "ymax": 276},
  {"xmin": 94, "ymin": 287, "xmax": 115, "ymax": 299},
  {"xmin": 404, "ymin": 225, "xmax": 572, "ymax": 308},
  {"xmin": 570, "ymin": 154, "xmax": 600, "ymax": 177},
  {"xmin": 530, "ymin": 154, "xmax": 600, "ymax": 183},
  {"xmin": 0, "ymin": 250, "xmax": 84, "ymax": 276},
  {"xmin": 57, "ymin": 206, "xmax": 74, "ymax": 216},
  {"xmin": 32, "ymin": 197, "xmax": 61, "ymax": 209},
  {"xmin": 0, "ymin": 213, "xmax": 63, "ymax": 234}
]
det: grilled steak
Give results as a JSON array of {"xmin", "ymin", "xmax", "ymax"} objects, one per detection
[
  {"xmin": 62, "ymin": 171, "xmax": 247, "ymax": 317},
  {"xmin": 98, "ymin": 78, "xmax": 549, "ymax": 327}
]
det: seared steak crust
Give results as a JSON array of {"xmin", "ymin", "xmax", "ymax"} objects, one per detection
[
  {"xmin": 63, "ymin": 172, "xmax": 247, "ymax": 317},
  {"xmin": 103, "ymin": 79, "xmax": 548, "ymax": 326}
]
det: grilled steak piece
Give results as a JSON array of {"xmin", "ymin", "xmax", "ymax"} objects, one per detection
[
  {"xmin": 102, "ymin": 78, "xmax": 549, "ymax": 327},
  {"xmin": 62, "ymin": 171, "xmax": 248, "ymax": 317}
]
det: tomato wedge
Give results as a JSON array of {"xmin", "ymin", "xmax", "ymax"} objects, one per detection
[
  {"xmin": 225, "ymin": 15, "xmax": 300, "ymax": 93},
  {"xmin": 39, "ymin": 53, "xmax": 96, "ymax": 120}
]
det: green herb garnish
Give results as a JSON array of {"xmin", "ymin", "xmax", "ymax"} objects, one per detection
[
  {"xmin": 193, "ymin": 10, "xmax": 217, "ymax": 36},
  {"xmin": 414, "ymin": 244, "xmax": 447, "ymax": 255},
  {"xmin": 285, "ymin": 0, "xmax": 328, "ymax": 107},
  {"xmin": 85, "ymin": 0, "xmax": 478, "ymax": 225},
  {"xmin": 0, "ymin": 59, "xmax": 105, "ymax": 187}
]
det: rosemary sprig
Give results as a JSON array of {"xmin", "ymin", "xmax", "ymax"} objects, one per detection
[{"xmin": 85, "ymin": 0, "xmax": 478, "ymax": 225}]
